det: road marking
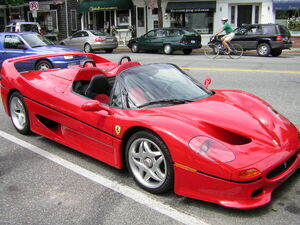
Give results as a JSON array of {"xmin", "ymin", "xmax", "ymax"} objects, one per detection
[
  {"xmin": 181, "ymin": 67, "xmax": 300, "ymax": 74},
  {"xmin": 0, "ymin": 130, "xmax": 210, "ymax": 225}
]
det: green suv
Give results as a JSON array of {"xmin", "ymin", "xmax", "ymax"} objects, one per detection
[{"xmin": 127, "ymin": 28, "xmax": 202, "ymax": 55}]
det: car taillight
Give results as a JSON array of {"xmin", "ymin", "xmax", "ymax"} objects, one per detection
[
  {"xmin": 95, "ymin": 37, "xmax": 104, "ymax": 42},
  {"xmin": 16, "ymin": 29, "xmax": 20, "ymax": 32},
  {"xmin": 178, "ymin": 39, "xmax": 187, "ymax": 44},
  {"xmin": 276, "ymin": 35, "xmax": 283, "ymax": 41},
  {"xmin": 40, "ymin": 30, "xmax": 44, "ymax": 35},
  {"xmin": 189, "ymin": 136, "xmax": 235, "ymax": 163}
]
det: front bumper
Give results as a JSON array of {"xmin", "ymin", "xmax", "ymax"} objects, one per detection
[{"xmin": 174, "ymin": 150, "xmax": 299, "ymax": 209}]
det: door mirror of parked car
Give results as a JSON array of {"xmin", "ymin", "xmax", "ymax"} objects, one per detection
[
  {"xmin": 203, "ymin": 77, "xmax": 212, "ymax": 88},
  {"xmin": 81, "ymin": 100, "xmax": 112, "ymax": 114}
]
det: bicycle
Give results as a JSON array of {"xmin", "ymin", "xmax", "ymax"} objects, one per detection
[{"xmin": 204, "ymin": 35, "xmax": 243, "ymax": 59}]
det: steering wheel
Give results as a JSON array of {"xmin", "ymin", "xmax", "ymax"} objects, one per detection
[
  {"xmin": 81, "ymin": 59, "xmax": 96, "ymax": 68},
  {"xmin": 118, "ymin": 56, "xmax": 131, "ymax": 65}
]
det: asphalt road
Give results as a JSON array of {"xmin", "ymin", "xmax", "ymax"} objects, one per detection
[{"xmin": 0, "ymin": 52, "xmax": 299, "ymax": 225}]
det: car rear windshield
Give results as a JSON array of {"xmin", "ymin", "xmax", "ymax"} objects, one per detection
[
  {"xmin": 21, "ymin": 33, "xmax": 53, "ymax": 47},
  {"xmin": 90, "ymin": 30, "xmax": 110, "ymax": 36},
  {"xmin": 278, "ymin": 25, "xmax": 290, "ymax": 36},
  {"xmin": 20, "ymin": 24, "xmax": 39, "ymax": 32}
]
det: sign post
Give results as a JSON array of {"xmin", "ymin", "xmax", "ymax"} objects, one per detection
[{"xmin": 29, "ymin": 1, "xmax": 39, "ymax": 21}]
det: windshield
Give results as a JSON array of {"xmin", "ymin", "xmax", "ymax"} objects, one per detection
[
  {"xmin": 21, "ymin": 33, "xmax": 53, "ymax": 47},
  {"xmin": 120, "ymin": 64, "xmax": 212, "ymax": 109}
]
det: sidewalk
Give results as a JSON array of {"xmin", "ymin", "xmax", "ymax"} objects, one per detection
[{"xmin": 114, "ymin": 45, "xmax": 300, "ymax": 55}]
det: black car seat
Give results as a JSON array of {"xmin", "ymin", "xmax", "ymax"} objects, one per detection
[{"xmin": 85, "ymin": 75, "xmax": 110, "ymax": 104}]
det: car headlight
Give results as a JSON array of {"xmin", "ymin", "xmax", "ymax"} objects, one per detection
[
  {"xmin": 189, "ymin": 136, "xmax": 235, "ymax": 163},
  {"xmin": 64, "ymin": 55, "xmax": 74, "ymax": 60}
]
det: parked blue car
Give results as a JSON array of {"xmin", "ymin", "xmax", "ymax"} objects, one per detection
[{"xmin": 0, "ymin": 32, "xmax": 84, "ymax": 71}]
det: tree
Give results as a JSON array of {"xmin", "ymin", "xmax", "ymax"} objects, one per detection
[{"xmin": 157, "ymin": 0, "xmax": 163, "ymax": 28}]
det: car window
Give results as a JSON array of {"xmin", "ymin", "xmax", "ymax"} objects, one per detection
[
  {"xmin": 168, "ymin": 29, "xmax": 182, "ymax": 37},
  {"xmin": 4, "ymin": 35, "xmax": 25, "ymax": 49},
  {"xmin": 278, "ymin": 25, "xmax": 290, "ymax": 35},
  {"xmin": 20, "ymin": 24, "xmax": 39, "ymax": 32},
  {"xmin": 21, "ymin": 33, "xmax": 53, "ymax": 47},
  {"xmin": 144, "ymin": 30, "xmax": 156, "ymax": 38},
  {"xmin": 90, "ymin": 30, "xmax": 109, "ymax": 36},
  {"xmin": 72, "ymin": 32, "xmax": 82, "ymax": 38},
  {"xmin": 262, "ymin": 26, "xmax": 276, "ymax": 34},
  {"xmin": 156, "ymin": 30, "xmax": 165, "ymax": 37},
  {"xmin": 246, "ymin": 27, "xmax": 262, "ymax": 34},
  {"xmin": 235, "ymin": 27, "xmax": 247, "ymax": 35},
  {"xmin": 82, "ymin": 31, "xmax": 89, "ymax": 37},
  {"xmin": 111, "ymin": 81, "xmax": 123, "ymax": 108}
]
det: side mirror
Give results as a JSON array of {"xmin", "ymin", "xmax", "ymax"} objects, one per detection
[
  {"xmin": 203, "ymin": 77, "xmax": 212, "ymax": 88},
  {"xmin": 81, "ymin": 100, "xmax": 112, "ymax": 114}
]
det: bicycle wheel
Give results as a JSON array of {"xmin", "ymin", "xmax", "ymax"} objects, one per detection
[
  {"xmin": 204, "ymin": 43, "xmax": 219, "ymax": 59},
  {"xmin": 229, "ymin": 44, "xmax": 243, "ymax": 59}
]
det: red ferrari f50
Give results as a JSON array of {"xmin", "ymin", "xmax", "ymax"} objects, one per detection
[{"xmin": 0, "ymin": 53, "xmax": 299, "ymax": 209}]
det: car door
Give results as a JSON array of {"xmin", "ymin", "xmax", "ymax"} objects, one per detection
[
  {"xmin": 232, "ymin": 26, "xmax": 260, "ymax": 50},
  {"xmin": 139, "ymin": 30, "xmax": 156, "ymax": 50},
  {"xmin": 65, "ymin": 31, "xmax": 83, "ymax": 49},
  {"xmin": 150, "ymin": 29, "xmax": 165, "ymax": 50}
]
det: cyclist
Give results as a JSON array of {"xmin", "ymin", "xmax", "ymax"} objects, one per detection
[{"xmin": 215, "ymin": 18, "xmax": 235, "ymax": 53}]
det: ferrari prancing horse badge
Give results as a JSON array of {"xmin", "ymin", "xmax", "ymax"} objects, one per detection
[{"xmin": 115, "ymin": 125, "xmax": 121, "ymax": 135}]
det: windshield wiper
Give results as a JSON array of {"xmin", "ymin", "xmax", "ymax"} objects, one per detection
[{"xmin": 137, "ymin": 99, "xmax": 193, "ymax": 108}]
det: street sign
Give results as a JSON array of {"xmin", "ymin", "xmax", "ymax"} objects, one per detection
[{"xmin": 29, "ymin": 1, "xmax": 39, "ymax": 11}]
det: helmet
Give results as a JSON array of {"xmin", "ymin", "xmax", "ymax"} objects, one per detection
[{"xmin": 221, "ymin": 17, "xmax": 228, "ymax": 21}]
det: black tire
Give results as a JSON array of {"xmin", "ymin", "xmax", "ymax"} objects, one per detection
[
  {"xmin": 204, "ymin": 43, "xmax": 219, "ymax": 59},
  {"xmin": 35, "ymin": 60, "xmax": 53, "ymax": 70},
  {"xmin": 163, "ymin": 44, "xmax": 172, "ymax": 55},
  {"xmin": 105, "ymin": 49, "xmax": 113, "ymax": 53},
  {"xmin": 60, "ymin": 42, "xmax": 65, "ymax": 45},
  {"xmin": 183, "ymin": 49, "xmax": 192, "ymax": 55},
  {"xmin": 257, "ymin": 43, "xmax": 271, "ymax": 56},
  {"xmin": 84, "ymin": 43, "xmax": 93, "ymax": 53},
  {"xmin": 125, "ymin": 130, "xmax": 174, "ymax": 194},
  {"xmin": 131, "ymin": 43, "xmax": 139, "ymax": 53},
  {"xmin": 270, "ymin": 49, "xmax": 282, "ymax": 57},
  {"xmin": 229, "ymin": 43, "xmax": 243, "ymax": 59},
  {"xmin": 9, "ymin": 92, "xmax": 31, "ymax": 135}
]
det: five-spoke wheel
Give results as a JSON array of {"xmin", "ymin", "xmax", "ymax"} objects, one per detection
[{"xmin": 126, "ymin": 131, "xmax": 173, "ymax": 193}]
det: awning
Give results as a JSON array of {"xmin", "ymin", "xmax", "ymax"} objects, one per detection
[
  {"xmin": 273, "ymin": 0, "xmax": 300, "ymax": 10},
  {"xmin": 80, "ymin": 0, "xmax": 133, "ymax": 12},
  {"xmin": 166, "ymin": 1, "xmax": 216, "ymax": 13}
]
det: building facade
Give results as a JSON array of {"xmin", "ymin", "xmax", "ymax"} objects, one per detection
[{"xmin": 1, "ymin": 0, "xmax": 299, "ymax": 45}]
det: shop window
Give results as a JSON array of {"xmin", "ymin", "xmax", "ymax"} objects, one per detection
[
  {"xmin": 137, "ymin": 7, "xmax": 145, "ymax": 27},
  {"xmin": 152, "ymin": 8, "xmax": 158, "ymax": 15},
  {"xmin": 117, "ymin": 10, "xmax": 129, "ymax": 26},
  {"xmin": 154, "ymin": 20, "xmax": 158, "ymax": 29},
  {"xmin": 231, "ymin": 6, "xmax": 235, "ymax": 24},
  {"xmin": 255, "ymin": 6, "xmax": 259, "ymax": 24},
  {"xmin": 170, "ymin": 12, "xmax": 213, "ymax": 34},
  {"xmin": 71, "ymin": 10, "xmax": 77, "ymax": 31}
]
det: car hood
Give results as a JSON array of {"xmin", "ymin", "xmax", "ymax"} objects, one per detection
[
  {"xmin": 30, "ymin": 45, "xmax": 81, "ymax": 53},
  {"xmin": 146, "ymin": 90, "xmax": 299, "ymax": 167}
]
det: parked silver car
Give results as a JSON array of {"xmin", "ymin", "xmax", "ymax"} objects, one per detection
[{"xmin": 60, "ymin": 30, "xmax": 118, "ymax": 53}]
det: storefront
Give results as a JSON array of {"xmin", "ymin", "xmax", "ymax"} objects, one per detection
[
  {"xmin": 274, "ymin": 0, "xmax": 300, "ymax": 34},
  {"xmin": 80, "ymin": 0, "xmax": 134, "ymax": 43},
  {"xmin": 0, "ymin": 5, "xmax": 7, "ymax": 32},
  {"xmin": 165, "ymin": 1, "xmax": 216, "ymax": 34}
]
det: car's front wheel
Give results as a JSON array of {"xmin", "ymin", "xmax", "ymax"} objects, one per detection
[
  {"xmin": 125, "ymin": 130, "xmax": 174, "ymax": 194},
  {"xmin": 131, "ymin": 43, "xmax": 139, "ymax": 53},
  {"xmin": 257, "ymin": 43, "xmax": 271, "ymax": 56},
  {"xmin": 270, "ymin": 49, "xmax": 282, "ymax": 57},
  {"xmin": 163, "ymin": 44, "xmax": 173, "ymax": 55},
  {"xmin": 9, "ymin": 92, "xmax": 31, "ymax": 135},
  {"xmin": 35, "ymin": 60, "xmax": 53, "ymax": 70}
]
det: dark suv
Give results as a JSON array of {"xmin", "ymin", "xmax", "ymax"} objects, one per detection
[
  {"xmin": 231, "ymin": 24, "xmax": 292, "ymax": 57},
  {"xmin": 127, "ymin": 28, "xmax": 201, "ymax": 55}
]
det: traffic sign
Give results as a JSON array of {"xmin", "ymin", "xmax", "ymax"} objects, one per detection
[{"xmin": 29, "ymin": 1, "xmax": 39, "ymax": 11}]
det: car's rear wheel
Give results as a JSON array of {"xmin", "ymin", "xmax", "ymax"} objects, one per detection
[
  {"xmin": 163, "ymin": 44, "xmax": 172, "ymax": 55},
  {"xmin": 105, "ymin": 49, "xmax": 113, "ymax": 53},
  {"xmin": 35, "ymin": 60, "xmax": 53, "ymax": 70},
  {"xmin": 9, "ymin": 92, "xmax": 31, "ymax": 135},
  {"xmin": 84, "ymin": 43, "xmax": 93, "ymax": 53},
  {"xmin": 270, "ymin": 49, "xmax": 282, "ymax": 57},
  {"xmin": 183, "ymin": 49, "xmax": 192, "ymax": 55},
  {"xmin": 257, "ymin": 43, "xmax": 271, "ymax": 56},
  {"xmin": 131, "ymin": 43, "xmax": 139, "ymax": 53},
  {"xmin": 125, "ymin": 130, "xmax": 173, "ymax": 194}
]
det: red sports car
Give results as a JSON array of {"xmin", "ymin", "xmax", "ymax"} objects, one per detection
[{"xmin": 0, "ymin": 53, "xmax": 299, "ymax": 209}]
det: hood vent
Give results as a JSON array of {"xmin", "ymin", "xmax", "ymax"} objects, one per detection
[{"xmin": 202, "ymin": 122, "xmax": 252, "ymax": 145}]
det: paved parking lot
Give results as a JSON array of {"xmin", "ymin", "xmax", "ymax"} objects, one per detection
[{"xmin": 0, "ymin": 53, "xmax": 299, "ymax": 225}]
